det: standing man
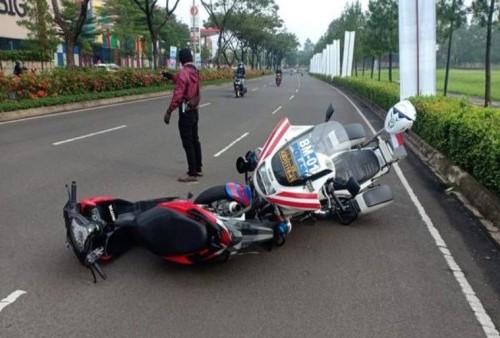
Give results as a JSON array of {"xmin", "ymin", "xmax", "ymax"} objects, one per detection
[{"xmin": 164, "ymin": 48, "xmax": 202, "ymax": 182}]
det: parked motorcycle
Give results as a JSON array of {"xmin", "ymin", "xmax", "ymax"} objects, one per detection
[
  {"xmin": 276, "ymin": 74, "xmax": 282, "ymax": 87},
  {"xmin": 234, "ymin": 76, "xmax": 246, "ymax": 97},
  {"xmin": 63, "ymin": 182, "xmax": 289, "ymax": 282},
  {"xmin": 195, "ymin": 100, "xmax": 417, "ymax": 225}
]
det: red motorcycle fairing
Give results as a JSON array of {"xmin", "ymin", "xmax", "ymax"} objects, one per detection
[
  {"xmin": 80, "ymin": 196, "xmax": 115, "ymax": 211},
  {"xmin": 157, "ymin": 200, "xmax": 232, "ymax": 264}
]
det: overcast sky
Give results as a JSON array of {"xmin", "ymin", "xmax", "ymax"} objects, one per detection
[{"xmin": 174, "ymin": 0, "xmax": 369, "ymax": 48}]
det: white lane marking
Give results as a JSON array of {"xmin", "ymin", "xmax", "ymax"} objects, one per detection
[
  {"xmin": 296, "ymin": 89, "xmax": 299, "ymax": 93},
  {"xmin": 52, "ymin": 125, "xmax": 127, "ymax": 146},
  {"xmin": 252, "ymin": 88, "xmax": 258, "ymax": 92},
  {"xmin": 272, "ymin": 106, "xmax": 282, "ymax": 115},
  {"xmin": 289, "ymin": 95, "xmax": 295, "ymax": 100},
  {"xmin": 214, "ymin": 132, "xmax": 249, "ymax": 158},
  {"xmin": 0, "ymin": 290, "xmax": 26, "ymax": 313},
  {"xmin": 330, "ymin": 83, "xmax": 500, "ymax": 337},
  {"xmin": 199, "ymin": 103, "xmax": 211, "ymax": 108}
]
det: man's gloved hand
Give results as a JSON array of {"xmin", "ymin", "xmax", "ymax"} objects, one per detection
[
  {"xmin": 162, "ymin": 71, "xmax": 173, "ymax": 80},
  {"xmin": 164, "ymin": 110, "xmax": 172, "ymax": 124}
]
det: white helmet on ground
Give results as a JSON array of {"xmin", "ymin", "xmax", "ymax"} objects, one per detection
[{"xmin": 384, "ymin": 100, "xmax": 417, "ymax": 134}]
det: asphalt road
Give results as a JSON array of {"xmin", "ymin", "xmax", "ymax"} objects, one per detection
[{"xmin": 1, "ymin": 73, "xmax": 499, "ymax": 337}]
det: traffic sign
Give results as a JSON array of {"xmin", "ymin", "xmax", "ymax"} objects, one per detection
[{"xmin": 190, "ymin": 5, "xmax": 198, "ymax": 16}]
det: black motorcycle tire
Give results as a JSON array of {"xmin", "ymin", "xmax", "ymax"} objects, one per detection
[{"xmin": 194, "ymin": 185, "xmax": 229, "ymax": 205}]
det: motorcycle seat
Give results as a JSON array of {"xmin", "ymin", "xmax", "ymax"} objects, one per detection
[
  {"xmin": 134, "ymin": 207, "xmax": 208, "ymax": 256},
  {"xmin": 332, "ymin": 149, "xmax": 380, "ymax": 189}
]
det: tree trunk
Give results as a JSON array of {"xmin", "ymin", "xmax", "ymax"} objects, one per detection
[
  {"xmin": 484, "ymin": 0, "xmax": 494, "ymax": 107},
  {"xmin": 377, "ymin": 56, "xmax": 381, "ymax": 81},
  {"xmin": 371, "ymin": 56, "xmax": 375, "ymax": 79},
  {"xmin": 444, "ymin": 22, "xmax": 454, "ymax": 97},
  {"xmin": 66, "ymin": 37, "xmax": 76, "ymax": 69},
  {"xmin": 389, "ymin": 51, "xmax": 393, "ymax": 83}
]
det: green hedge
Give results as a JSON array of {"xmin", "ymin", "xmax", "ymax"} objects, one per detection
[
  {"xmin": 0, "ymin": 68, "xmax": 271, "ymax": 111},
  {"xmin": 320, "ymin": 75, "xmax": 500, "ymax": 197}
]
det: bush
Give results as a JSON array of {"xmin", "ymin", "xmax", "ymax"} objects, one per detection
[{"xmin": 317, "ymin": 75, "xmax": 500, "ymax": 196}]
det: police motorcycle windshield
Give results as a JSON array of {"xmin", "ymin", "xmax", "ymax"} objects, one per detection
[{"xmin": 270, "ymin": 121, "xmax": 351, "ymax": 187}]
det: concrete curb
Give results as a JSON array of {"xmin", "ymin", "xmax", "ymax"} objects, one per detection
[{"xmin": 343, "ymin": 89, "xmax": 500, "ymax": 243}]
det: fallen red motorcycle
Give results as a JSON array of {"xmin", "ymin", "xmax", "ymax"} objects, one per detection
[{"xmin": 63, "ymin": 181, "xmax": 289, "ymax": 282}]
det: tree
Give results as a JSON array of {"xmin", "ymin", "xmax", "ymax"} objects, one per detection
[
  {"xmin": 437, "ymin": 0, "xmax": 467, "ymax": 96},
  {"xmin": 472, "ymin": 0, "xmax": 499, "ymax": 107},
  {"xmin": 200, "ymin": 0, "xmax": 244, "ymax": 69},
  {"xmin": 17, "ymin": 0, "xmax": 59, "ymax": 70},
  {"xmin": 96, "ymin": 0, "xmax": 150, "ymax": 65},
  {"xmin": 51, "ymin": 0, "xmax": 91, "ymax": 69},
  {"xmin": 130, "ymin": 0, "xmax": 180, "ymax": 69},
  {"xmin": 366, "ymin": 0, "xmax": 398, "ymax": 82}
]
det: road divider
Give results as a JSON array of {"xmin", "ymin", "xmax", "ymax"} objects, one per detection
[{"xmin": 52, "ymin": 125, "xmax": 127, "ymax": 146}]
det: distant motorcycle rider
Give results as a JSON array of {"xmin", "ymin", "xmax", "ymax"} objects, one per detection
[{"xmin": 235, "ymin": 62, "xmax": 246, "ymax": 78}]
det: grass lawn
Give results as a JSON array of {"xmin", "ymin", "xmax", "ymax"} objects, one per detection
[{"xmin": 354, "ymin": 68, "xmax": 500, "ymax": 101}]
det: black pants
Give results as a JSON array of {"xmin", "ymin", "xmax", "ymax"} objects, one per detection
[{"xmin": 178, "ymin": 109, "xmax": 202, "ymax": 175}]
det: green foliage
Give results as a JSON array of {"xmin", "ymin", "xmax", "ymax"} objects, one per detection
[
  {"xmin": 331, "ymin": 76, "xmax": 399, "ymax": 110},
  {"xmin": 320, "ymin": 75, "xmax": 500, "ymax": 196},
  {"xmin": 0, "ymin": 50, "xmax": 52, "ymax": 62}
]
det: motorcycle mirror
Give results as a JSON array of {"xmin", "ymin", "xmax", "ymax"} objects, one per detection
[
  {"xmin": 325, "ymin": 103, "xmax": 335, "ymax": 122},
  {"xmin": 236, "ymin": 156, "xmax": 248, "ymax": 174}
]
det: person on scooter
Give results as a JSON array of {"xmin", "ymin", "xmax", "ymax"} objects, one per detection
[
  {"xmin": 235, "ymin": 62, "xmax": 246, "ymax": 88},
  {"xmin": 275, "ymin": 67, "xmax": 283, "ymax": 86}
]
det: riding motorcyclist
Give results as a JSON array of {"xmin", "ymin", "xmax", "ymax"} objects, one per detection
[
  {"xmin": 235, "ymin": 62, "xmax": 246, "ymax": 86},
  {"xmin": 275, "ymin": 67, "xmax": 282, "ymax": 76},
  {"xmin": 235, "ymin": 62, "xmax": 246, "ymax": 79}
]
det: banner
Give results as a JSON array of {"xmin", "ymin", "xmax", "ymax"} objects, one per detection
[{"xmin": 169, "ymin": 46, "xmax": 177, "ymax": 69}]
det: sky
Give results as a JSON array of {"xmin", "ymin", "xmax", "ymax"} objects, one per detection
[{"xmin": 173, "ymin": 0, "xmax": 370, "ymax": 48}]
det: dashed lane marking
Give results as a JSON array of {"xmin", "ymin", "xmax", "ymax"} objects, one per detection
[
  {"xmin": 52, "ymin": 125, "xmax": 127, "ymax": 146},
  {"xmin": 0, "ymin": 290, "xmax": 26, "ymax": 313},
  {"xmin": 213, "ymin": 132, "xmax": 249, "ymax": 157}
]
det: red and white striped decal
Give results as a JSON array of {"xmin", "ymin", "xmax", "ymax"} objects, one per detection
[
  {"xmin": 267, "ymin": 191, "xmax": 320, "ymax": 210},
  {"xmin": 258, "ymin": 117, "xmax": 291, "ymax": 165}
]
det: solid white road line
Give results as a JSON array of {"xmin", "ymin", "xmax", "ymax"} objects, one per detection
[
  {"xmin": 52, "ymin": 125, "xmax": 127, "ymax": 146},
  {"xmin": 330, "ymin": 83, "xmax": 499, "ymax": 338},
  {"xmin": 0, "ymin": 290, "xmax": 26, "ymax": 313},
  {"xmin": 289, "ymin": 95, "xmax": 295, "ymax": 100},
  {"xmin": 272, "ymin": 106, "xmax": 282, "ymax": 115},
  {"xmin": 199, "ymin": 103, "xmax": 211, "ymax": 108},
  {"xmin": 213, "ymin": 132, "xmax": 249, "ymax": 157}
]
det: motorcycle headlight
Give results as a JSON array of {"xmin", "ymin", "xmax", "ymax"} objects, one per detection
[
  {"xmin": 67, "ymin": 215, "xmax": 100, "ymax": 255},
  {"xmin": 256, "ymin": 165, "xmax": 276, "ymax": 195}
]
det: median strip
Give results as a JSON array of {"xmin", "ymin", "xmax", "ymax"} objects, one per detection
[{"xmin": 52, "ymin": 125, "xmax": 127, "ymax": 146}]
